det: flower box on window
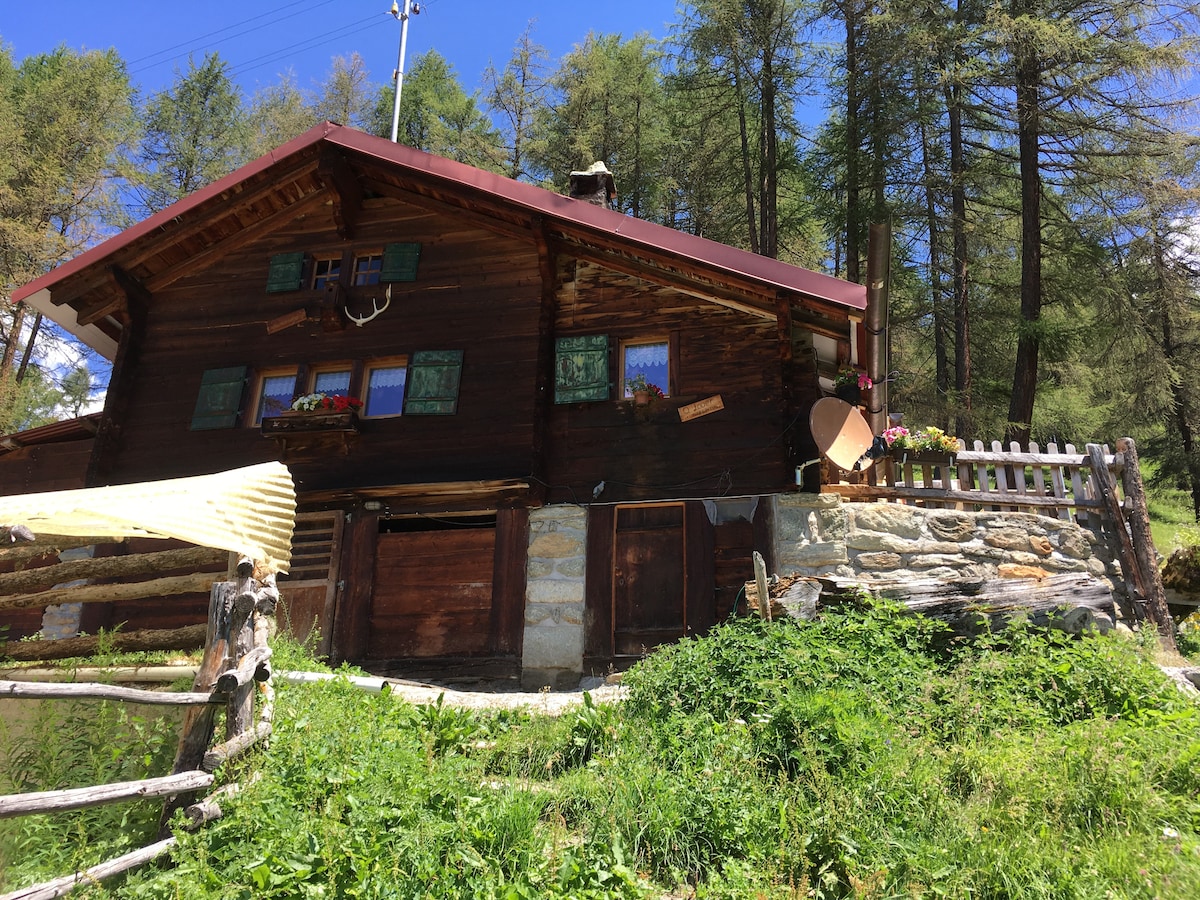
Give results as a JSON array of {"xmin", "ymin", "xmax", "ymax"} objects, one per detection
[{"xmin": 261, "ymin": 409, "xmax": 360, "ymax": 435}]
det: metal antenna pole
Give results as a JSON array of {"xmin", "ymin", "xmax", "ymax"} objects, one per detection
[{"xmin": 389, "ymin": 0, "xmax": 417, "ymax": 143}]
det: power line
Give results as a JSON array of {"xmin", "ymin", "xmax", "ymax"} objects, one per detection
[
  {"xmin": 226, "ymin": 15, "xmax": 384, "ymax": 82},
  {"xmin": 128, "ymin": 0, "xmax": 343, "ymax": 74}
]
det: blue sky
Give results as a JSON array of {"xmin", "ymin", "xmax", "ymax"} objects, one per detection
[{"xmin": 2, "ymin": 0, "xmax": 682, "ymax": 99}]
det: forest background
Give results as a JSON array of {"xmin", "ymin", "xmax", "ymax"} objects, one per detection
[{"xmin": 4, "ymin": 0, "xmax": 1200, "ymax": 520}]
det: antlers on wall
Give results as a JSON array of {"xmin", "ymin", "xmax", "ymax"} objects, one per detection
[{"xmin": 345, "ymin": 284, "xmax": 392, "ymax": 327}]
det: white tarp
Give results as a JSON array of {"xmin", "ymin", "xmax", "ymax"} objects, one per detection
[{"xmin": 0, "ymin": 462, "xmax": 295, "ymax": 573}]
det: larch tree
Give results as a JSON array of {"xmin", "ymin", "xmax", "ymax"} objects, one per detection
[
  {"xmin": 0, "ymin": 44, "xmax": 135, "ymax": 430},
  {"xmin": 484, "ymin": 25, "xmax": 551, "ymax": 181},
  {"xmin": 673, "ymin": 0, "xmax": 809, "ymax": 258},
  {"xmin": 247, "ymin": 72, "xmax": 317, "ymax": 157},
  {"xmin": 378, "ymin": 50, "xmax": 505, "ymax": 172},
  {"xmin": 533, "ymin": 33, "xmax": 671, "ymax": 220},
  {"xmin": 135, "ymin": 52, "xmax": 251, "ymax": 215},
  {"xmin": 313, "ymin": 52, "xmax": 378, "ymax": 132}
]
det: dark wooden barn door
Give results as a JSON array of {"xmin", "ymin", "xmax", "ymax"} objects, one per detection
[
  {"xmin": 612, "ymin": 503, "xmax": 686, "ymax": 655},
  {"xmin": 367, "ymin": 526, "xmax": 496, "ymax": 659}
]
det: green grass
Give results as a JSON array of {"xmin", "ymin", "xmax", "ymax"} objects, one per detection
[
  {"xmin": 1143, "ymin": 460, "xmax": 1197, "ymax": 553},
  {"xmin": 3, "ymin": 609, "xmax": 1200, "ymax": 899}
]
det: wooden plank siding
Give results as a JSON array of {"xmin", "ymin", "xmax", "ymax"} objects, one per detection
[
  {"xmin": 546, "ymin": 263, "xmax": 797, "ymax": 504},
  {"xmin": 94, "ymin": 196, "xmax": 543, "ymax": 499},
  {"xmin": 0, "ymin": 440, "xmax": 94, "ymax": 497}
]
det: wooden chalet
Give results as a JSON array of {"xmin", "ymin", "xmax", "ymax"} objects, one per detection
[{"xmin": 4, "ymin": 122, "xmax": 867, "ymax": 685}]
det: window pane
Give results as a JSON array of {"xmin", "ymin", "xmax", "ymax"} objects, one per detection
[
  {"xmin": 312, "ymin": 259, "xmax": 341, "ymax": 290},
  {"xmin": 623, "ymin": 341, "xmax": 669, "ymax": 397},
  {"xmin": 258, "ymin": 374, "xmax": 296, "ymax": 422},
  {"xmin": 313, "ymin": 370, "xmax": 351, "ymax": 394},
  {"xmin": 365, "ymin": 366, "xmax": 406, "ymax": 416},
  {"xmin": 354, "ymin": 255, "xmax": 382, "ymax": 286}
]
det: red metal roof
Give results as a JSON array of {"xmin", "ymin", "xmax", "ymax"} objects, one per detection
[{"xmin": 13, "ymin": 122, "xmax": 866, "ymax": 313}]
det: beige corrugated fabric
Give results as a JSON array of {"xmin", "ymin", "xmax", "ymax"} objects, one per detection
[{"xmin": 0, "ymin": 462, "xmax": 296, "ymax": 574}]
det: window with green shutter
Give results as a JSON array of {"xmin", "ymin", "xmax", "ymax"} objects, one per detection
[
  {"xmin": 404, "ymin": 350, "xmax": 463, "ymax": 415},
  {"xmin": 380, "ymin": 242, "xmax": 421, "ymax": 282},
  {"xmin": 190, "ymin": 366, "xmax": 248, "ymax": 430},
  {"xmin": 554, "ymin": 335, "xmax": 610, "ymax": 403},
  {"xmin": 266, "ymin": 252, "xmax": 306, "ymax": 292}
]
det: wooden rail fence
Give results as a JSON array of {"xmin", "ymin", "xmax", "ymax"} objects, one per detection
[{"xmin": 0, "ymin": 557, "xmax": 278, "ymax": 900}]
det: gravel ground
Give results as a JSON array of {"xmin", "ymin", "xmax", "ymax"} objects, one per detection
[{"xmin": 280, "ymin": 671, "xmax": 627, "ymax": 714}]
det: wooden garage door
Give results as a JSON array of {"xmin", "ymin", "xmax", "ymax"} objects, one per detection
[{"xmin": 367, "ymin": 527, "xmax": 495, "ymax": 659}]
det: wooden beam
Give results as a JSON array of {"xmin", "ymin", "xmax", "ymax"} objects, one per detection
[
  {"xmin": 318, "ymin": 148, "xmax": 363, "ymax": 239},
  {"xmin": 0, "ymin": 624, "xmax": 208, "ymax": 662},
  {"xmin": 0, "ymin": 837, "xmax": 176, "ymax": 900},
  {"xmin": 1116, "ymin": 437, "xmax": 1177, "ymax": 648},
  {"xmin": 551, "ymin": 237, "xmax": 777, "ymax": 319},
  {"xmin": 0, "ymin": 545, "xmax": 224, "ymax": 594},
  {"xmin": 0, "ymin": 770, "xmax": 212, "ymax": 818},
  {"xmin": 0, "ymin": 572, "xmax": 216, "ymax": 613},
  {"xmin": 144, "ymin": 190, "xmax": 329, "ymax": 293},
  {"xmin": 110, "ymin": 264, "xmax": 153, "ymax": 308},
  {"xmin": 529, "ymin": 215, "xmax": 556, "ymax": 506},
  {"xmin": 126, "ymin": 155, "xmax": 322, "ymax": 267},
  {"xmin": 0, "ymin": 679, "xmax": 217, "ymax": 706},
  {"xmin": 75, "ymin": 294, "xmax": 127, "ymax": 328},
  {"xmin": 824, "ymin": 483, "xmax": 1106, "ymax": 510},
  {"xmin": 359, "ymin": 173, "xmax": 537, "ymax": 242}
]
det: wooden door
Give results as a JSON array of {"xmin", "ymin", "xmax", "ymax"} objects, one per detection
[
  {"xmin": 276, "ymin": 511, "xmax": 345, "ymax": 657},
  {"xmin": 612, "ymin": 503, "xmax": 686, "ymax": 656},
  {"xmin": 368, "ymin": 526, "xmax": 496, "ymax": 659}
]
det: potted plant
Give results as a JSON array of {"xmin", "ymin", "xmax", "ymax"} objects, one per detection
[
  {"xmin": 288, "ymin": 393, "xmax": 364, "ymax": 414},
  {"xmin": 833, "ymin": 368, "xmax": 872, "ymax": 405},
  {"xmin": 624, "ymin": 373, "xmax": 665, "ymax": 407},
  {"xmin": 881, "ymin": 424, "xmax": 960, "ymax": 465}
]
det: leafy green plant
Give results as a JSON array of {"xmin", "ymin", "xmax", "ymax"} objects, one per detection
[
  {"xmin": 0, "ymin": 699, "xmax": 181, "ymax": 890},
  {"xmin": 8, "ymin": 602, "xmax": 1200, "ymax": 899}
]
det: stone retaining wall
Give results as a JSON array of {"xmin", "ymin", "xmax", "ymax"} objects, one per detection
[{"xmin": 772, "ymin": 493, "xmax": 1120, "ymax": 589}]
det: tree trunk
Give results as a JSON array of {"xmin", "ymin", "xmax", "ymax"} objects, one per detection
[
  {"xmin": 759, "ymin": 52, "xmax": 778, "ymax": 259},
  {"xmin": 15, "ymin": 311, "xmax": 43, "ymax": 384},
  {"xmin": 946, "ymin": 3, "xmax": 973, "ymax": 440},
  {"xmin": 1154, "ymin": 233, "xmax": 1200, "ymax": 522},
  {"xmin": 0, "ymin": 624, "xmax": 208, "ymax": 662},
  {"xmin": 732, "ymin": 66, "xmax": 760, "ymax": 255},
  {"xmin": 844, "ymin": 6, "xmax": 862, "ymax": 283},
  {"xmin": 1007, "ymin": 21, "xmax": 1042, "ymax": 445}
]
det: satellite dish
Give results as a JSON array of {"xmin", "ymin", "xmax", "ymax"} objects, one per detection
[{"xmin": 810, "ymin": 397, "xmax": 874, "ymax": 471}]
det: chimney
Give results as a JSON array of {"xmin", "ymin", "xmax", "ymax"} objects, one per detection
[{"xmin": 568, "ymin": 162, "xmax": 616, "ymax": 208}]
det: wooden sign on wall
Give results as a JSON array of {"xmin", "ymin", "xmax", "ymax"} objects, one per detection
[{"xmin": 678, "ymin": 395, "xmax": 724, "ymax": 422}]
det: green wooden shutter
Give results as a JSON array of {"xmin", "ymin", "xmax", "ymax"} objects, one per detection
[
  {"xmin": 266, "ymin": 252, "xmax": 305, "ymax": 292},
  {"xmin": 405, "ymin": 350, "xmax": 463, "ymax": 415},
  {"xmin": 380, "ymin": 242, "xmax": 421, "ymax": 282},
  {"xmin": 554, "ymin": 335, "xmax": 609, "ymax": 403},
  {"xmin": 190, "ymin": 366, "xmax": 248, "ymax": 430}
]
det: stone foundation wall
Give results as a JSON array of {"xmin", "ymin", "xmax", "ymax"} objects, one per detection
[
  {"xmin": 771, "ymin": 493, "xmax": 1120, "ymax": 588},
  {"xmin": 520, "ymin": 506, "xmax": 587, "ymax": 690},
  {"xmin": 38, "ymin": 545, "xmax": 95, "ymax": 640}
]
